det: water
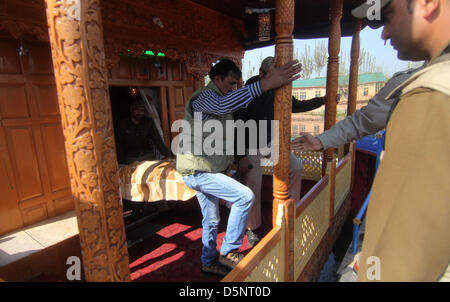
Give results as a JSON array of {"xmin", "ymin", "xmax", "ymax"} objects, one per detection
[
  {"xmin": 317, "ymin": 253, "xmax": 338, "ymax": 282},
  {"xmin": 317, "ymin": 219, "xmax": 355, "ymax": 282}
]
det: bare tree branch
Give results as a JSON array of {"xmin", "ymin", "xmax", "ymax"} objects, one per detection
[{"xmin": 313, "ymin": 41, "xmax": 328, "ymax": 77}]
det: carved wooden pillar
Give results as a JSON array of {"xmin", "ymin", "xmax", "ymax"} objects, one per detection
[
  {"xmin": 347, "ymin": 18, "xmax": 362, "ymax": 118},
  {"xmin": 323, "ymin": 0, "xmax": 343, "ymax": 176},
  {"xmin": 45, "ymin": 0, "xmax": 130, "ymax": 281},
  {"xmin": 345, "ymin": 18, "xmax": 362, "ymax": 154},
  {"xmin": 273, "ymin": 0, "xmax": 295, "ymax": 282}
]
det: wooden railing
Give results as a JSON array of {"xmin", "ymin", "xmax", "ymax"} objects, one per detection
[
  {"xmin": 261, "ymin": 151, "xmax": 323, "ymax": 181},
  {"xmin": 222, "ymin": 204, "xmax": 285, "ymax": 282},
  {"xmin": 334, "ymin": 152, "xmax": 353, "ymax": 213},
  {"xmin": 293, "ymin": 175, "xmax": 330, "ymax": 279},
  {"xmin": 261, "ymin": 145, "xmax": 345, "ymax": 181},
  {"xmin": 222, "ymin": 143, "xmax": 355, "ymax": 282}
]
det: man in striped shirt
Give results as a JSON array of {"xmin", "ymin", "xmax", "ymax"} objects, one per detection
[
  {"xmin": 191, "ymin": 60, "xmax": 297, "ymax": 120},
  {"xmin": 177, "ymin": 58, "xmax": 301, "ymax": 276}
]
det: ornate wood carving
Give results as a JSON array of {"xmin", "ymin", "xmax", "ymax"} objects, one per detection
[
  {"xmin": 273, "ymin": 0, "xmax": 294, "ymax": 207},
  {"xmin": 100, "ymin": 0, "xmax": 245, "ymax": 73},
  {"xmin": 323, "ymin": 0, "xmax": 343, "ymax": 175},
  {"xmin": 273, "ymin": 0, "xmax": 295, "ymax": 283},
  {"xmin": 101, "ymin": 0, "xmax": 244, "ymax": 52},
  {"xmin": 0, "ymin": 0, "xmax": 49, "ymax": 42},
  {"xmin": 1, "ymin": 0, "xmax": 244, "ymax": 79},
  {"xmin": 44, "ymin": 0, "xmax": 130, "ymax": 281}
]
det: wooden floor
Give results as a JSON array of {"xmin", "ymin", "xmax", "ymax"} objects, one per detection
[
  {"xmin": 0, "ymin": 211, "xmax": 78, "ymax": 267},
  {"xmin": 0, "ymin": 211, "xmax": 80, "ymax": 281}
]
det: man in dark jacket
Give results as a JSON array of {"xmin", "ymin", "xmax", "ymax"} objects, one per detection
[{"xmin": 233, "ymin": 56, "xmax": 336, "ymax": 246}]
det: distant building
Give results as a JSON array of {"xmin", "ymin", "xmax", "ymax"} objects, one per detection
[{"xmin": 291, "ymin": 72, "xmax": 388, "ymax": 137}]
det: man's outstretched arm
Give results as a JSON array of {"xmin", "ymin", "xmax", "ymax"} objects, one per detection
[{"xmin": 291, "ymin": 67, "xmax": 421, "ymax": 151}]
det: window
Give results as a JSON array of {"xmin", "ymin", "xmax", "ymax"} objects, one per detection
[
  {"xmin": 300, "ymin": 124, "xmax": 305, "ymax": 132},
  {"xmin": 292, "ymin": 90, "xmax": 300, "ymax": 99},
  {"xmin": 314, "ymin": 125, "xmax": 320, "ymax": 134},
  {"xmin": 292, "ymin": 124, "xmax": 299, "ymax": 136},
  {"xmin": 363, "ymin": 87, "xmax": 369, "ymax": 96},
  {"xmin": 299, "ymin": 91, "xmax": 307, "ymax": 100},
  {"xmin": 376, "ymin": 82, "xmax": 384, "ymax": 93},
  {"xmin": 315, "ymin": 90, "xmax": 321, "ymax": 97}
]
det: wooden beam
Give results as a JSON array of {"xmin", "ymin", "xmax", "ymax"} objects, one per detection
[
  {"xmin": 273, "ymin": 0, "xmax": 295, "ymax": 283},
  {"xmin": 347, "ymin": 18, "xmax": 362, "ymax": 117},
  {"xmin": 345, "ymin": 18, "xmax": 362, "ymax": 154},
  {"xmin": 323, "ymin": 0, "xmax": 343, "ymax": 176},
  {"xmin": 44, "ymin": 0, "xmax": 130, "ymax": 281}
]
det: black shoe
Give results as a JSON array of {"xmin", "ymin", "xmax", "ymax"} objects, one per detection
[
  {"xmin": 219, "ymin": 250, "xmax": 245, "ymax": 270},
  {"xmin": 246, "ymin": 229, "xmax": 260, "ymax": 247},
  {"xmin": 201, "ymin": 261, "xmax": 231, "ymax": 277}
]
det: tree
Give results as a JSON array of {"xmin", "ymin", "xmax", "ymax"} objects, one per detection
[
  {"xmin": 313, "ymin": 41, "xmax": 328, "ymax": 77},
  {"xmin": 244, "ymin": 60, "xmax": 257, "ymax": 81},
  {"xmin": 359, "ymin": 48, "xmax": 382, "ymax": 73},
  {"xmin": 243, "ymin": 53, "xmax": 263, "ymax": 82},
  {"xmin": 298, "ymin": 45, "xmax": 314, "ymax": 79},
  {"xmin": 339, "ymin": 50, "xmax": 349, "ymax": 76}
]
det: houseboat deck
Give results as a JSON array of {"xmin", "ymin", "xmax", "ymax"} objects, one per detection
[
  {"xmin": 0, "ymin": 178, "xmax": 318, "ymax": 282},
  {"xmin": 337, "ymin": 219, "xmax": 365, "ymax": 282}
]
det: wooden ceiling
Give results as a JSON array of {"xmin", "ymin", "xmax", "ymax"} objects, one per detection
[{"xmin": 189, "ymin": 0, "xmax": 366, "ymax": 50}]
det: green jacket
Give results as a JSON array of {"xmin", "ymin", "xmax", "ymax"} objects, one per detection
[{"xmin": 176, "ymin": 82, "xmax": 235, "ymax": 175}]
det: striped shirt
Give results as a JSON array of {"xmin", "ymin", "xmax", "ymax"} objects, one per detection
[{"xmin": 192, "ymin": 81, "xmax": 263, "ymax": 120}]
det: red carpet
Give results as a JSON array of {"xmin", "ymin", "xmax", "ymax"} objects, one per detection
[
  {"xmin": 127, "ymin": 200, "xmax": 257, "ymax": 282},
  {"xmin": 127, "ymin": 177, "xmax": 318, "ymax": 282},
  {"xmin": 27, "ymin": 154, "xmax": 373, "ymax": 282}
]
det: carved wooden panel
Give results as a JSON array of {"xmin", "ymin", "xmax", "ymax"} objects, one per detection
[
  {"xmin": 45, "ymin": 0, "xmax": 130, "ymax": 281},
  {"xmin": 32, "ymin": 83, "xmax": 60, "ymax": 117},
  {"xmin": 40, "ymin": 123, "xmax": 70, "ymax": 193},
  {"xmin": 0, "ymin": 0, "xmax": 49, "ymax": 43},
  {"xmin": 244, "ymin": 236, "xmax": 284, "ymax": 282},
  {"xmin": 294, "ymin": 182, "xmax": 330, "ymax": 279},
  {"xmin": 0, "ymin": 83, "xmax": 31, "ymax": 119},
  {"xmin": 100, "ymin": 0, "xmax": 244, "ymax": 67}
]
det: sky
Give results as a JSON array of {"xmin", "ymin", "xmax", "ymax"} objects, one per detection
[{"xmin": 242, "ymin": 27, "xmax": 416, "ymax": 81}]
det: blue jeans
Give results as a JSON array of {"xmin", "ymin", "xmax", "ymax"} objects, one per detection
[{"xmin": 183, "ymin": 172, "xmax": 254, "ymax": 266}]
